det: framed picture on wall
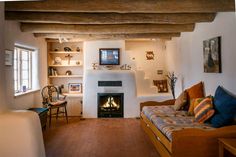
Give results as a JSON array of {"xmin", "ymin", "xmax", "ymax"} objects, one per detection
[
  {"xmin": 203, "ymin": 36, "xmax": 222, "ymax": 73},
  {"xmin": 153, "ymin": 80, "xmax": 168, "ymax": 93},
  {"xmin": 68, "ymin": 83, "xmax": 82, "ymax": 93}
]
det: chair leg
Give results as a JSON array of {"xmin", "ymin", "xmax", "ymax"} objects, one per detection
[
  {"xmin": 49, "ymin": 107, "xmax": 52, "ymax": 127},
  {"xmin": 64, "ymin": 105, "xmax": 68, "ymax": 124},
  {"xmin": 56, "ymin": 107, "xmax": 59, "ymax": 120}
]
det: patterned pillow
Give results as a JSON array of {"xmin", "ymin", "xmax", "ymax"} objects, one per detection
[
  {"xmin": 184, "ymin": 82, "xmax": 205, "ymax": 110},
  {"xmin": 173, "ymin": 91, "xmax": 187, "ymax": 111},
  {"xmin": 188, "ymin": 97, "xmax": 205, "ymax": 116},
  {"xmin": 194, "ymin": 97, "xmax": 215, "ymax": 123}
]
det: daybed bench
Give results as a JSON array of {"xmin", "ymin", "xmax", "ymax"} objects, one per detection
[{"xmin": 140, "ymin": 83, "xmax": 236, "ymax": 157}]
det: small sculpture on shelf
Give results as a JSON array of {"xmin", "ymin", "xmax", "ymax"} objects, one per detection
[
  {"xmin": 92, "ymin": 63, "xmax": 98, "ymax": 70},
  {"xmin": 65, "ymin": 70, "xmax": 72, "ymax": 75},
  {"xmin": 120, "ymin": 64, "xmax": 131, "ymax": 70},
  {"xmin": 64, "ymin": 47, "xmax": 72, "ymax": 52},
  {"xmin": 65, "ymin": 54, "xmax": 73, "ymax": 65},
  {"xmin": 76, "ymin": 60, "xmax": 81, "ymax": 65},
  {"xmin": 76, "ymin": 47, "xmax": 80, "ymax": 52}
]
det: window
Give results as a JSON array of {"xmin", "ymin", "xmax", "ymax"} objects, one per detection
[{"xmin": 14, "ymin": 46, "xmax": 34, "ymax": 93}]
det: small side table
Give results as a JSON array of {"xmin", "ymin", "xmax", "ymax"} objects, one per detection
[
  {"xmin": 28, "ymin": 108, "xmax": 49, "ymax": 130},
  {"xmin": 218, "ymin": 138, "xmax": 236, "ymax": 157}
]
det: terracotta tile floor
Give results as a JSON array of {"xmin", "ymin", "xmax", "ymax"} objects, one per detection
[{"xmin": 43, "ymin": 117, "xmax": 160, "ymax": 157}]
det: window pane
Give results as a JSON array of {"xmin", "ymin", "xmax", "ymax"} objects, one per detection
[
  {"xmin": 22, "ymin": 80, "xmax": 29, "ymax": 88},
  {"xmin": 22, "ymin": 61, "xmax": 29, "ymax": 70},
  {"xmin": 14, "ymin": 46, "xmax": 34, "ymax": 93},
  {"xmin": 22, "ymin": 70, "xmax": 29, "ymax": 79},
  {"xmin": 21, "ymin": 51, "xmax": 29, "ymax": 61}
]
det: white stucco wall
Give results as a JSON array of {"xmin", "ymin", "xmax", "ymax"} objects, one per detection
[
  {"xmin": 0, "ymin": 2, "xmax": 7, "ymax": 112},
  {"xmin": 165, "ymin": 12, "xmax": 236, "ymax": 96},
  {"xmin": 125, "ymin": 40, "xmax": 166, "ymax": 80},
  {"xmin": 4, "ymin": 21, "xmax": 47, "ymax": 109}
]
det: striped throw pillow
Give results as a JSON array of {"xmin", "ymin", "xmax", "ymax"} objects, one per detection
[
  {"xmin": 188, "ymin": 97, "xmax": 205, "ymax": 116},
  {"xmin": 194, "ymin": 97, "xmax": 215, "ymax": 123}
]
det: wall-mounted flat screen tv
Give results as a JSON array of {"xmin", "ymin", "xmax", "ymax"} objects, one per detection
[{"xmin": 99, "ymin": 48, "xmax": 120, "ymax": 65}]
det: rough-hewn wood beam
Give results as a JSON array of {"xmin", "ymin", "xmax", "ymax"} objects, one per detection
[
  {"xmin": 21, "ymin": 23, "xmax": 194, "ymax": 34},
  {"xmin": 5, "ymin": 12, "xmax": 216, "ymax": 24},
  {"xmin": 45, "ymin": 38, "xmax": 172, "ymax": 42},
  {"xmin": 5, "ymin": 0, "xmax": 235, "ymax": 13},
  {"xmin": 34, "ymin": 33, "xmax": 181, "ymax": 39}
]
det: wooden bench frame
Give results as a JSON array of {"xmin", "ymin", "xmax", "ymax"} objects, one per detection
[{"xmin": 140, "ymin": 100, "xmax": 236, "ymax": 157}]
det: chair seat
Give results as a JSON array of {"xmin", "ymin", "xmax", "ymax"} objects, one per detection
[{"xmin": 50, "ymin": 100, "xmax": 67, "ymax": 106}]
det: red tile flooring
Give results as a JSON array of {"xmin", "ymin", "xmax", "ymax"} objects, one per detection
[{"xmin": 43, "ymin": 117, "xmax": 160, "ymax": 157}]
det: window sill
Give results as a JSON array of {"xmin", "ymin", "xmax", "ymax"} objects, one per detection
[{"xmin": 14, "ymin": 89, "xmax": 40, "ymax": 97}]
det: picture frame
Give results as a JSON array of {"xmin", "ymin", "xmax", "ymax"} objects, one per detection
[
  {"xmin": 68, "ymin": 83, "xmax": 82, "ymax": 93},
  {"xmin": 203, "ymin": 36, "xmax": 222, "ymax": 73},
  {"xmin": 5, "ymin": 50, "xmax": 13, "ymax": 66},
  {"xmin": 153, "ymin": 79, "xmax": 168, "ymax": 93}
]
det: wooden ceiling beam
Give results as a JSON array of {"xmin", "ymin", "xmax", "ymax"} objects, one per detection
[
  {"xmin": 5, "ymin": 12, "xmax": 216, "ymax": 24},
  {"xmin": 45, "ymin": 38, "xmax": 172, "ymax": 42},
  {"xmin": 21, "ymin": 23, "xmax": 194, "ymax": 34},
  {"xmin": 5, "ymin": 0, "xmax": 235, "ymax": 13},
  {"xmin": 33, "ymin": 33, "xmax": 181, "ymax": 39}
]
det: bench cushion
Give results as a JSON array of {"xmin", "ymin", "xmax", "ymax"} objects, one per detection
[
  {"xmin": 142, "ymin": 105, "xmax": 214, "ymax": 141},
  {"xmin": 142, "ymin": 105, "xmax": 187, "ymax": 120}
]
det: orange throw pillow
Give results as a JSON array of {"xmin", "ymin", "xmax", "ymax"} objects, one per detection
[{"xmin": 186, "ymin": 82, "xmax": 205, "ymax": 100}]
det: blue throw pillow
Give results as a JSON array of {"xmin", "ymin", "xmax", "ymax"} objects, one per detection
[{"xmin": 210, "ymin": 86, "xmax": 236, "ymax": 127}]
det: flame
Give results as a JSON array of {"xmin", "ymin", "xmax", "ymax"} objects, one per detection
[{"xmin": 102, "ymin": 96, "xmax": 119, "ymax": 109}]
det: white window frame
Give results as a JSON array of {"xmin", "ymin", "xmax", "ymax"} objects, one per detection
[{"xmin": 14, "ymin": 46, "xmax": 34, "ymax": 94}]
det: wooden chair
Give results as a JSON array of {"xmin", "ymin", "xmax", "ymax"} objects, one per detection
[{"xmin": 41, "ymin": 85, "xmax": 68, "ymax": 127}]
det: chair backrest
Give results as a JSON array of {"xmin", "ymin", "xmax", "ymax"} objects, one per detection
[{"xmin": 41, "ymin": 85, "xmax": 59, "ymax": 107}]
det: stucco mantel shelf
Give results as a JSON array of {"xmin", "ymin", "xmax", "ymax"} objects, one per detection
[{"xmin": 86, "ymin": 69, "xmax": 134, "ymax": 74}]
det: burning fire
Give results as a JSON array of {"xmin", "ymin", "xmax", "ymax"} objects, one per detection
[{"xmin": 102, "ymin": 96, "xmax": 120, "ymax": 109}]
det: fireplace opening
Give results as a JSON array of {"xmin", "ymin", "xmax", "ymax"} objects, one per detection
[{"xmin": 97, "ymin": 93, "xmax": 124, "ymax": 118}]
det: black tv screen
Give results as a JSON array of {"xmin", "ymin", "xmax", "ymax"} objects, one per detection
[{"xmin": 99, "ymin": 48, "xmax": 120, "ymax": 65}]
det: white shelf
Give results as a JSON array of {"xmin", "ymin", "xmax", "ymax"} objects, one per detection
[
  {"xmin": 49, "ymin": 51, "xmax": 80, "ymax": 54},
  {"xmin": 49, "ymin": 64, "xmax": 82, "ymax": 67},
  {"xmin": 49, "ymin": 75, "xmax": 83, "ymax": 78},
  {"xmin": 63, "ymin": 93, "xmax": 83, "ymax": 98}
]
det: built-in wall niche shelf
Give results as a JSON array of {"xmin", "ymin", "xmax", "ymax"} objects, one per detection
[
  {"xmin": 49, "ymin": 51, "xmax": 80, "ymax": 54},
  {"xmin": 63, "ymin": 93, "xmax": 83, "ymax": 98},
  {"xmin": 47, "ymin": 41, "xmax": 84, "ymax": 116},
  {"xmin": 49, "ymin": 75, "xmax": 83, "ymax": 78},
  {"xmin": 48, "ymin": 64, "xmax": 82, "ymax": 67}
]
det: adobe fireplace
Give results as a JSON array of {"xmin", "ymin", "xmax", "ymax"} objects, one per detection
[{"xmin": 97, "ymin": 93, "xmax": 124, "ymax": 118}]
